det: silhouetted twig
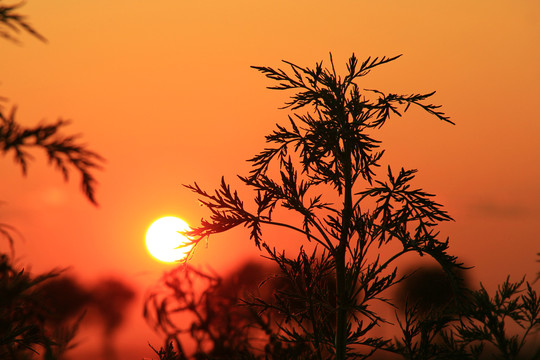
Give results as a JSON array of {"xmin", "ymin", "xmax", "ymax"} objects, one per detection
[{"xmin": 0, "ymin": 1, "xmax": 46, "ymax": 42}]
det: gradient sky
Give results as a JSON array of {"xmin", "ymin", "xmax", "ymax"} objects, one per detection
[{"xmin": 1, "ymin": 1, "xmax": 539, "ymax": 358}]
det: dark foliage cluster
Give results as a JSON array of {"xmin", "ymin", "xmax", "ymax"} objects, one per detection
[
  {"xmin": 0, "ymin": 257, "xmax": 136, "ymax": 360},
  {"xmin": 146, "ymin": 262, "xmax": 282, "ymax": 359},
  {"xmin": 0, "ymin": 255, "xmax": 82, "ymax": 359},
  {"xmin": 145, "ymin": 261, "xmax": 326, "ymax": 360},
  {"xmin": 391, "ymin": 275, "xmax": 540, "ymax": 359}
]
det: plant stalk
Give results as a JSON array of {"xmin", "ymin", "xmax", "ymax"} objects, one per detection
[{"xmin": 336, "ymin": 137, "xmax": 353, "ymax": 360}]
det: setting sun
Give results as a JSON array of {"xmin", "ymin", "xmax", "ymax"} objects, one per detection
[{"xmin": 145, "ymin": 216, "xmax": 193, "ymax": 263}]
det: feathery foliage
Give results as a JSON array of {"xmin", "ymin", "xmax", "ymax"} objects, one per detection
[{"xmin": 0, "ymin": 106, "xmax": 104, "ymax": 205}]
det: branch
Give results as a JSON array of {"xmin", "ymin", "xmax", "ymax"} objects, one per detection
[{"xmin": 0, "ymin": 106, "xmax": 104, "ymax": 205}]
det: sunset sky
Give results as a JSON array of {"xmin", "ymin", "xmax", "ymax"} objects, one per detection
[{"xmin": 1, "ymin": 1, "xmax": 539, "ymax": 358}]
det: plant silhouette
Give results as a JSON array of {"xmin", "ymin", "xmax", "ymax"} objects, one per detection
[{"xmin": 179, "ymin": 54, "xmax": 466, "ymax": 359}]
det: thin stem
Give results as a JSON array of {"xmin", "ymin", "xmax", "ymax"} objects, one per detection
[
  {"xmin": 259, "ymin": 219, "xmax": 332, "ymax": 251},
  {"xmin": 308, "ymin": 287, "xmax": 324, "ymax": 360},
  {"xmin": 371, "ymin": 249, "xmax": 410, "ymax": 280},
  {"xmin": 517, "ymin": 324, "xmax": 534, "ymax": 356},
  {"xmin": 308, "ymin": 215, "xmax": 337, "ymax": 253}
]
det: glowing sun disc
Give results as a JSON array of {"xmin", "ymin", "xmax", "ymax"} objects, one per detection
[{"xmin": 145, "ymin": 216, "xmax": 193, "ymax": 262}]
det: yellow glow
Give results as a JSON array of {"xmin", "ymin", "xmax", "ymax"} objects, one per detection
[{"xmin": 145, "ymin": 216, "xmax": 193, "ymax": 263}]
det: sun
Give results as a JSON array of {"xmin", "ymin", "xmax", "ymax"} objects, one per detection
[{"xmin": 145, "ymin": 216, "xmax": 193, "ymax": 263}]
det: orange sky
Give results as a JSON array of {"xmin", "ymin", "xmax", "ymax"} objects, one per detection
[{"xmin": 1, "ymin": 1, "xmax": 539, "ymax": 358}]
